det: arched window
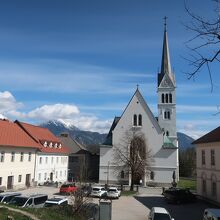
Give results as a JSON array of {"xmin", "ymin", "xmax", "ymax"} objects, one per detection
[
  {"xmin": 133, "ymin": 114, "xmax": 137, "ymax": 126},
  {"xmin": 166, "ymin": 131, "xmax": 169, "ymax": 136},
  {"xmin": 165, "ymin": 94, "xmax": 169, "ymax": 103},
  {"xmin": 150, "ymin": 171, "xmax": 154, "ymax": 180},
  {"xmin": 162, "ymin": 94, "xmax": 165, "ymax": 103},
  {"xmin": 167, "ymin": 111, "xmax": 170, "ymax": 119},
  {"xmin": 169, "ymin": 93, "xmax": 172, "ymax": 103},
  {"xmin": 121, "ymin": 170, "xmax": 125, "ymax": 179},
  {"xmin": 138, "ymin": 114, "xmax": 142, "ymax": 126},
  {"xmin": 164, "ymin": 111, "xmax": 171, "ymax": 120}
]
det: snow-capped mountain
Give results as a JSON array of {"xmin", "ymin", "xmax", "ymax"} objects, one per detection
[{"xmin": 40, "ymin": 120, "xmax": 194, "ymax": 148}]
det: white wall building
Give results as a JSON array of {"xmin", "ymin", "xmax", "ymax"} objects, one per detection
[
  {"xmin": 0, "ymin": 120, "xmax": 38, "ymax": 190},
  {"xmin": 99, "ymin": 23, "xmax": 179, "ymax": 186},
  {"xmin": 193, "ymin": 126, "xmax": 220, "ymax": 204},
  {"xmin": 15, "ymin": 121, "xmax": 69, "ymax": 185}
]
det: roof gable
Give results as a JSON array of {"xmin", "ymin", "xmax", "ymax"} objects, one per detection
[
  {"xmin": 193, "ymin": 126, "xmax": 220, "ymax": 144},
  {"xmin": 158, "ymin": 72, "xmax": 175, "ymax": 88},
  {"xmin": 115, "ymin": 89, "xmax": 162, "ymax": 134}
]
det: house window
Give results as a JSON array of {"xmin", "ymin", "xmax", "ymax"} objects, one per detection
[
  {"xmin": 133, "ymin": 114, "xmax": 137, "ymax": 126},
  {"xmin": 60, "ymin": 171, "xmax": 62, "ymax": 177},
  {"xmin": 46, "ymin": 157, "xmax": 48, "ymax": 164},
  {"xmin": 56, "ymin": 157, "xmax": 59, "ymax": 163},
  {"xmin": 0, "ymin": 151, "xmax": 5, "ymax": 162},
  {"xmin": 165, "ymin": 94, "xmax": 169, "ymax": 103},
  {"xmin": 39, "ymin": 157, "xmax": 42, "ymax": 164},
  {"xmin": 0, "ymin": 177, "xmax": 2, "ymax": 185},
  {"xmin": 18, "ymin": 175, "xmax": 22, "ymax": 183},
  {"xmin": 212, "ymin": 181, "xmax": 217, "ymax": 196},
  {"xmin": 166, "ymin": 131, "xmax": 169, "ymax": 136},
  {"xmin": 11, "ymin": 152, "xmax": 15, "ymax": 162},
  {"xmin": 211, "ymin": 149, "xmax": 215, "ymax": 166},
  {"xmin": 38, "ymin": 173, "xmax": 41, "ymax": 181},
  {"xmin": 202, "ymin": 150, "xmax": 205, "ymax": 165},
  {"xmin": 44, "ymin": 173, "xmax": 47, "ymax": 180},
  {"xmin": 51, "ymin": 157, "xmax": 54, "ymax": 164},
  {"xmin": 64, "ymin": 170, "xmax": 67, "ymax": 176},
  {"xmin": 162, "ymin": 94, "xmax": 165, "ymax": 103},
  {"xmin": 202, "ymin": 179, "xmax": 206, "ymax": 193},
  {"xmin": 28, "ymin": 152, "xmax": 31, "ymax": 162},
  {"xmin": 121, "ymin": 170, "xmax": 125, "ymax": 179},
  {"xmin": 138, "ymin": 114, "xmax": 142, "ymax": 126},
  {"xmin": 20, "ymin": 152, "xmax": 24, "ymax": 162},
  {"xmin": 56, "ymin": 171, "xmax": 58, "ymax": 179}
]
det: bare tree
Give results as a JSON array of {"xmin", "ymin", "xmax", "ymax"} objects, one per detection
[
  {"xmin": 184, "ymin": 0, "xmax": 220, "ymax": 91},
  {"xmin": 113, "ymin": 128, "xmax": 153, "ymax": 191}
]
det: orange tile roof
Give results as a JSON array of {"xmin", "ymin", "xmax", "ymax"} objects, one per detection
[
  {"xmin": 15, "ymin": 121, "xmax": 70, "ymax": 154},
  {"xmin": 0, "ymin": 119, "xmax": 40, "ymax": 148}
]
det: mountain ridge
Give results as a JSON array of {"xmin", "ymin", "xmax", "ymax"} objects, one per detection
[{"xmin": 40, "ymin": 120, "xmax": 195, "ymax": 149}]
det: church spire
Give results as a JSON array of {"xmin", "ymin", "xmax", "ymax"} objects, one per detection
[{"xmin": 161, "ymin": 16, "xmax": 171, "ymax": 76}]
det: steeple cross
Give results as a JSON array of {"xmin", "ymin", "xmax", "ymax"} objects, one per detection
[{"xmin": 163, "ymin": 16, "xmax": 168, "ymax": 30}]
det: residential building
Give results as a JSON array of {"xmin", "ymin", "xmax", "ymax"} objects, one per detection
[
  {"xmin": 0, "ymin": 119, "xmax": 39, "ymax": 190},
  {"xmin": 15, "ymin": 121, "xmax": 69, "ymax": 185},
  {"xmin": 59, "ymin": 133, "xmax": 99, "ymax": 182},
  {"xmin": 99, "ymin": 23, "xmax": 178, "ymax": 186},
  {"xmin": 193, "ymin": 126, "xmax": 220, "ymax": 204}
]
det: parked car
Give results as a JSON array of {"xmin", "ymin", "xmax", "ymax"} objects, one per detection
[
  {"xmin": 148, "ymin": 207, "xmax": 174, "ymax": 220},
  {"xmin": 163, "ymin": 187, "xmax": 196, "ymax": 204},
  {"xmin": 9, "ymin": 194, "xmax": 48, "ymax": 208},
  {"xmin": 107, "ymin": 187, "xmax": 121, "ymax": 199},
  {"xmin": 59, "ymin": 183, "xmax": 78, "ymax": 194},
  {"xmin": 44, "ymin": 197, "xmax": 68, "ymax": 207},
  {"xmin": 0, "ymin": 192, "xmax": 22, "ymax": 204},
  {"xmin": 90, "ymin": 186, "xmax": 107, "ymax": 198},
  {"xmin": 203, "ymin": 208, "xmax": 220, "ymax": 220}
]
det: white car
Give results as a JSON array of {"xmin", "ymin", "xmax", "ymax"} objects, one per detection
[
  {"xmin": 148, "ymin": 207, "xmax": 174, "ymax": 220},
  {"xmin": 107, "ymin": 187, "xmax": 121, "ymax": 199},
  {"xmin": 90, "ymin": 186, "xmax": 107, "ymax": 198},
  {"xmin": 44, "ymin": 197, "xmax": 68, "ymax": 207}
]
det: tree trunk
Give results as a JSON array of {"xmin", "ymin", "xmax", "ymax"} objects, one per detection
[{"xmin": 130, "ymin": 172, "xmax": 134, "ymax": 191}]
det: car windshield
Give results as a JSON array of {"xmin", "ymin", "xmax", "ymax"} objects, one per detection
[
  {"xmin": 154, "ymin": 213, "xmax": 171, "ymax": 220},
  {"xmin": 61, "ymin": 185, "xmax": 69, "ymax": 188},
  {"xmin": 92, "ymin": 188, "xmax": 100, "ymax": 191},
  {"xmin": 108, "ymin": 189, "xmax": 117, "ymax": 192},
  {"xmin": 10, "ymin": 197, "xmax": 28, "ymax": 207}
]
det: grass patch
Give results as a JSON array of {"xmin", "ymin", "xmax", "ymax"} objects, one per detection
[
  {"xmin": 0, "ymin": 207, "xmax": 31, "ymax": 220},
  {"xmin": 121, "ymin": 191, "xmax": 137, "ymax": 196},
  {"xmin": 177, "ymin": 178, "xmax": 196, "ymax": 191}
]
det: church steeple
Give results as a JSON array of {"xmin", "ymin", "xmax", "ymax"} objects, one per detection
[{"xmin": 158, "ymin": 17, "xmax": 175, "ymax": 86}]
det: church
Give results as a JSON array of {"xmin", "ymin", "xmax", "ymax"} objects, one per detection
[{"xmin": 99, "ymin": 22, "xmax": 179, "ymax": 186}]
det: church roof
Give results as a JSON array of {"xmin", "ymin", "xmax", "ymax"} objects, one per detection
[
  {"xmin": 103, "ymin": 116, "xmax": 120, "ymax": 146},
  {"xmin": 193, "ymin": 126, "xmax": 220, "ymax": 144},
  {"xmin": 162, "ymin": 135, "xmax": 177, "ymax": 149}
]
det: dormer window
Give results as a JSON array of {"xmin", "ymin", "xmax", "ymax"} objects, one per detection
[
  {"xmin": 59, "ymin": 144, "xmax": 62, "ymax": 148},
  {"xmin": 54, "ymin": 143, "xmax": 58, "ymax": 148},
  {"xmin": 44, "ymin": 142, "xmax": 47, "ymax": 147},
  {"xmin": 49, "ymin": 142, "xmax": 53, "ymax": 148}
]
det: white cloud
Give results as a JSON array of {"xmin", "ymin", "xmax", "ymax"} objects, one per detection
[
  {"xmin": 177, "ymin": 105, "xmax": 218, "ymax": 113},
  {"xmin": 27, "ymin": 104, "xmax": 80, "ymax": 121},
  {"xmin": 0, "ymin": 91, "xmax": 22, "ymax": 113}
]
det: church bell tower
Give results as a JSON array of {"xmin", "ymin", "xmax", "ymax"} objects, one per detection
[{"xmin": 157, "ymin": 17, "xmax": 177, "ymax": 146}]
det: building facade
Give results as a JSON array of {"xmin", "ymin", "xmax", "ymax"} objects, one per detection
[
  {"xmin": 0, "ymin": 120, "xmax": 39, "ymax": 190},
  {"xmin": 193, "ymin": 126, "xmax": 220, "ymax": 204},
  {"xmin": 99, "ymin": 24, "xmax": 179, "ymax": 186}
]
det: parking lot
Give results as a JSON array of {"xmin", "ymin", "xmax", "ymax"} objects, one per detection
[{"xmin": 13, "ymin": 186, "xmax": 220, "ymax": 220}]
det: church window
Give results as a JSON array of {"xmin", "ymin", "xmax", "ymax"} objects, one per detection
[
  {"xmin": 165, "ymin": 94, "xmax": 169, "ymax": 103},
  {"xmin": 121, "ymin": 170, "xmax": 125, "ymax": 179},
  {"xmin": 162, "ymin": 94, "xmax": 165, "ymax": 103},
  {"xmin": 164, "ymin": 111, "xmax": 171, "ymax": 120},
  {"xmin": 150, "ymin": 171, "xmax": 154, "ymax": 180},
  {"xmin": 138, "ymin": 114, "xmax": 142, "ymax": 126},
  {"xmin": 169, "ymin": 93, "xmax": 172, "ymax": 103},
  {"xmin": 133, "ymin": 114, "xmax": 137, "ymax": 126}
]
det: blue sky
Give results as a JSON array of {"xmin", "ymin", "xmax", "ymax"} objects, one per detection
[{"xmin": 0, "ymin": 0, "xmax": 219, "ymax": 138}]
